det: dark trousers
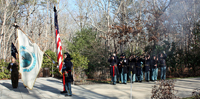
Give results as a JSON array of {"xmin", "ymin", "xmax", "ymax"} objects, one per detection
[
  {"xmin": 145, "ymin": 71, "xmax": 150, "ymax": 81},
  {"xmin": 11, "ymin": 72, "xmax": 18, "ymax": 88},
  {"xmin": 136, "ymin": 75, "xmax": 142, "ymax": 82},
  {"xmin": 117, "ymin": 73, "xmax": 121, "ymax": 82}
]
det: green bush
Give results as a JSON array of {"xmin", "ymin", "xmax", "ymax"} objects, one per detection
[
  {"xmin": 71, "ymin": 52, "xmax": 89, "ymax": 71},
  {"xmin": 66, "ymin": 28, "xmax": 109, "ymax": 79},
  {"xmin": 0, "ymin": 59, "xmax": 10, "ymax": 79},
  {"xmin": 0, "ymin": 72, "xmax": 10, "ymax": 79},
  {"xmin": 42, "ymin": 50, "xmax": 59, "ymax": 76},
  {"xmin": 71, "ymin": 52, "xmax": 89, "ymax": 81}
]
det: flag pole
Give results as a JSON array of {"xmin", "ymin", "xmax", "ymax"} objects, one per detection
[
  {"xmin": 13, "ymin": 24, "xmax": 35, "ymax": 44},
  {"xmin": 54, "ymin": 5, "xmax": 66, "ymax": 92}
]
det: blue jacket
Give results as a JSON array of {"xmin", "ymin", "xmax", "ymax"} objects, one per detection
[
  {"xmin": 128, "ymin": 58, "xmax": 137, "ymax": 74},
  {"xmin": 136, "ymin": 59, "xmax": 143, "ymax": 76},
  {"xmin": 62, "ymin": 59, "xmax": 73, "ymax": 82},
  {"xmin": 151, "ymin": 59, "xmax": 158, "ymax": 68},
  {"xmin": 118, "ymin": 58, "xmax": 128, "ymax": 73},
  {"xmin": 108, "ymin": 58, "xmax": 118, "ymax": 66},
  {"xmin": 159, "ymin": 54, "xmax": 167, "ymax": 67},
  {"xmin": 144, "ymin": 59, "xmax": 151, "ymax": 72}
]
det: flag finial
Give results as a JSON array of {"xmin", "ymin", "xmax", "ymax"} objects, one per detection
[
  {"xmin": 13, "ymin": 23, "xmax": 19, "ymax": 28},
  {"xmin": 54, "ymin": 6, "xmax": 57, "ymax": 12}
]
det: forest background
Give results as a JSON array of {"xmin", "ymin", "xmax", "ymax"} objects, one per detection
[{"xmin": 0, "ymin": 0, "xmax": 200, "ymax": 81}]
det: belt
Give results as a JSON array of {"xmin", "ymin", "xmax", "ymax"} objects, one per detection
[
  {"xmin": 145, "ymin": 64, "xmax": 149, "ymax": 66},
  {"xmin": 66, "ymin": 70, "xmax": 71, "ymax": 73},
  {"xmin": 131, "ymin": 66, "xmax": 134, "ymax": 68}
]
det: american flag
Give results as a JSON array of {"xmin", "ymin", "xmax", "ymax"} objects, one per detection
[{"xmin": 54, "ymin": 7, "xmax": 63, "ymax": 72}]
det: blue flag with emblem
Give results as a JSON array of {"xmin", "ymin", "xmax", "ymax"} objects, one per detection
[{"xmin": 17, "ymin": 29, "xmax": 44, "ymax": 90}]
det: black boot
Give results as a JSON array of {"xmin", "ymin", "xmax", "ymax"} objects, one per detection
[{"xmin": 60, "ymin": 91, "xmax": 67, "ymax": 94}]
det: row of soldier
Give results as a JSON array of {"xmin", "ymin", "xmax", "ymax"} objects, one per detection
[{"xmin": 108, "ymin": 52, "xmax": 167, "ymax": 85}]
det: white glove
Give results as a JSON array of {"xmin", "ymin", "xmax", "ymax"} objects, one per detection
[{"xmin": 65, "ymin": 72, "xmax": 68, "ymax": 77}]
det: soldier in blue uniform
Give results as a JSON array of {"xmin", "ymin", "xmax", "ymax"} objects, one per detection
[
  {"xmin": 151, "ymin": 55, "xmax": 158, "ymax": 81},
  {"xmin": 128, "ymin": 54, "xmax": 136, "ymax": 83},
  {"xmin": 63, "ymin": 53, "xmax": 73, "ymax": 96},
  {"xmin": 112, "ymin": 53, "xmax": 120, "ymax": 83},
  {"xmin": 140, "ymin": 56, "xmax": 144, "ymax": 81},
  {"xmin": 119, "ymin": 53, "xmax": 128, "ymax": 84},
  {"xmin": 143, "ymin": 55, "xmax": 151, "ymax": 82},
  {"xmin": 159, "ymin": 52, "xmax": 167, "ymax": 80},
  {"xmin": 112, "ymin": 53, "xmax": 119, "ymax": 62},
  {"xmin": 118, "ymin": 55, "xmax": 122, "ymax": 83},
  {"xmin": 108, "ymin": 55, "xmax": 118, "ymax": 85},
  {"xmin": 135, "ymin": 56, "xmax": 143, "ymax": 82}
]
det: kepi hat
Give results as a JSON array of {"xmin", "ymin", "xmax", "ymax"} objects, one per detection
[
  {"xmin": 65, "ymin": 53, "xmax": 73, "ymax": 60},
  {"xmin": 120, "ymin": 53, "xmax": 125, "ymax": 57}
]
